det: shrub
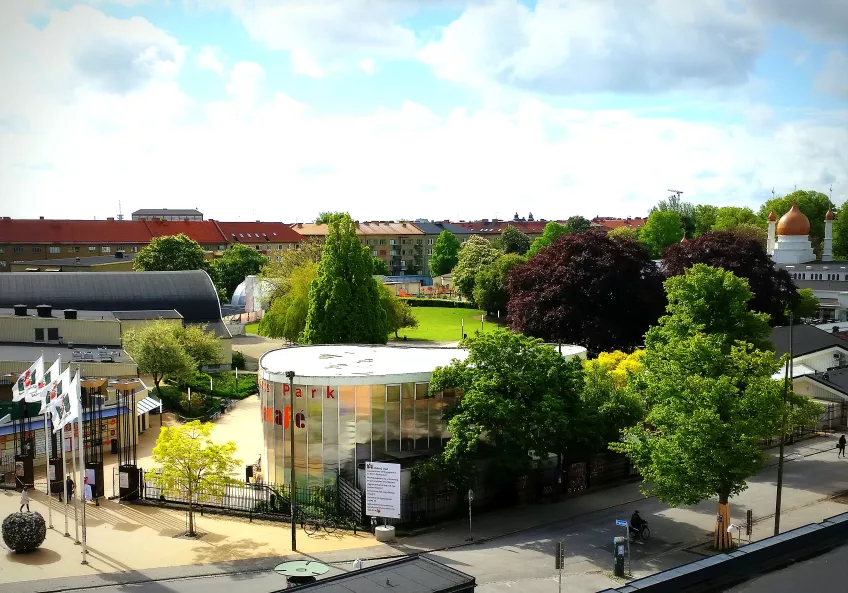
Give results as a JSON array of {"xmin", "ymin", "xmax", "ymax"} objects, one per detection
[
  {"xmin": 403, "ymin": 297, "xmax": 476, "ymax": 309},
  {"xmin": 2, "ymin": 511, "xmax": 47, "ymax": 552},
  {"xmin": 231, "ymin": 351, "xmax": 246, "ymax": 370}
]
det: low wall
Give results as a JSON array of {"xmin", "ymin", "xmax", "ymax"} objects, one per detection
[{"xmin": 597, "ymin": 512, "xmax": 848, "ymax": 593}]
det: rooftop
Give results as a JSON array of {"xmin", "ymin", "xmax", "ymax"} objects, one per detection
[
  {"xmin": 132, "ymin": 208, "xmax": 202, "ymax": 216},
  {"xmin": 216, "ymin": 221, "xmax": 303, "ymax": 243},
  {"xmin": 771, "ymin": 324, "xmax": 848, "ymax": 358},
  {"xmin": 11, "ymin": 254, "xmax": 135, "ymax": 267},
  {"xmin": 452, "ymin": 220, "xmax": 549, "ymax": 234},
  {"xmin": 591, "ymin": 216, "xmax": 648, "ymax": 230},
  {"xmin": 0, "ymin": 344, "xmax": 132, "ymax": 364},
  {"xmin": 0, "ymin": 307, "xmax": 117, "ymax": 321},
  {"xmin": 412, "ymin": 220, "xmax": 475, "ymax": 235}
]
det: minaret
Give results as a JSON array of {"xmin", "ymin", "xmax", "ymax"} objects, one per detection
[
  {"xmin": 823, "ymin": 207, "xmax": 834, "ymax": 262},
  {"xmin": 767, "ymin": 210, "xmax": 776, "ymax": 255}
]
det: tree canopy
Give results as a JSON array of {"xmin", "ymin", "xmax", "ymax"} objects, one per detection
[
  {"xmin": 173, "ymin": 323, "xmax": 222, "ymax": 370},
  {"xmin": 134, "ymin": 234, "xmax": 207, "ymax": 272},
  {"xmin": 663, "ymin": 231, "xmax": 797, "ymax": 325},
  {"xmin": 508, "ymin": 229, "xmax": 665, "ymax": 354},
  {"xmin": 430, "ymin": 230, "xmax": 461, "ymax": 276},
  {"xmin": 210, "ymin": 244, "xmax": 268, "ymax": 300},
  {"xmin": 302, "ymin": 213, "xmax": 388, "ymax": 344},
  {"xmin": 528, "ymin": 221, "xmax": 569, "ymax": 256},
  {"xmin": 146, "ymin": 421, "xmax": 239, "ymax": 536},
  {"xmin": 640, "ymin": 210, "xmax": 684, "ymax": 257},
  {"xmin": 472, "ymin": 253, "xmax": 524, "ymax": 316},
  {"xmin": 261, "ymin": 237, "xmax": 324, "ymax": 304},
  {"xmin": 381, "ymin": 288, "xmax": 419, "ymax": 338},
  {"xmin": 497, "ymin": 225, "xmax": 531, "ymax": 255},
  {"xmin": 726, "ymin": 223, "xmax": 767, "ymax": 247},
  {"xmin": 758, "ymin": 190, "xmax": 834, "ymax": 252},
  {"xmin": 712, "ymin": 206, "xmax": 760, "ymax": 231},
  {"xmin": 607, "ymin": 226, "xmax": 639, "ymax": 241},
  {"xmin": 565, "ymin": 216, "xmax": 592, "ymax": 234},
  {"xmin": 831, "ymin": 205, "xmax": 848, "ymax": 258},
  {"xmin": 372, "ymin": 256, "xmax": 390, "ymax": 275},
  {"xmin": 653, "ymin": 194, "xmax": 695, "ymax": 238},
  {"xmin": 794, "ymin": 288, "xmax": 820, "ymax": 319},
  {"xmin": 611, "ymin": 265, "xmax": 821, "ymax": 549},
  {"xmin": 693, "ymin": 204, "xmax": 718, "ymax": 237},
  {"xmin": 123, "ymin": 320, "xmax": 196, "ymax": 397},
  {"xmin": 258, "ymin": 262, "xmax": 316, "ymax": 343},
  {"xmin": 452, "ymin": 235, "xmax": 503, "ymax": 301}
]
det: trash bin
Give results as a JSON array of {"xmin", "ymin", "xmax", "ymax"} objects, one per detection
[
  {"xmin": 111, "ymin": 439, "xmax": 118, "ymax": 455},
  {"xmin": 613, "ymin": 536, "xmax": 626, "ymax": 577}
]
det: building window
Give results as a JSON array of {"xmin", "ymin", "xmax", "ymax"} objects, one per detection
[
  {"xmin": 276, "ymin": 244, "xmax": 283, "ymax": 250},
  {"xmin": 32, "ymin": 247, "xmax": 42, "ymax": 253},
  {"xmin": 49, "ymin": 246, "xmax": 60, "ymax": 254},
  {"xmin": 67, "ymin": 246, "xmax": 80, "ymax": 253},
  {"xmin": 372, "ymin": 250, "xmax": 378, "ymax": 257},
  {"xmin": 34, "ymin": 328, "xmax": 45, "ymax": 342},
  {"xmin": 389, "ymin": 239, "xmax": 396, "ymax": 245},
  {"xmin": 13, "ymin": 247, "xmax": 24, "ymax": 254},
  {"xmin": 427, "ymin": 249, "xmax": 432, "ymax": 256},
  {"xmin": 48, "ymin": 328, "xmax": 59, "ymax": 341},
  {"xmin": 102, "ymin": 246, "xmax": 111, "ymax": 253},
  {"xmin": 0, "ymin": 261, "xmax": 6, "ymax": 267},
  {"xmin": 266, "ymin": 256, "xmax": 272, "ymax": 262},
  {"xmin": 218, "ymin": 245, "xmax": 226, "ymax": 251},
  {"xmin": 428, "ymin": 238, "xmax": 434, "ymax": 245},
  {"xmin": 379, "ymin": 250, "xmax": 387, "ymax": 256},
  {"xmin": 417, "ymin": 239, "xmax": 423, "ymax": 245},
  {"xmin": 276, "ymin": 256, "xmax": 282, "ymax": 263},
  {"xmin": 88, "ymin": 246, "xmax": 96, "ymax": 253}
]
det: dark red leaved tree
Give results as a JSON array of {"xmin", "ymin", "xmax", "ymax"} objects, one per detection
[
  {"xmin": 662, "ymin": 231, "xmax": 797, "ymax": 325},
  {"xmin": 507, "ymin": 229, "xmax": 665, "ymax": 354}
]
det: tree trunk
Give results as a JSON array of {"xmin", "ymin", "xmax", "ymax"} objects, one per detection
[
  {"xmin": 714, "ymin": 492, "xmax": 733, "ymax": 550},
  {"xmin": 187, "ymin": 487, "xmax": 195, "ymax": 536},
  {"xmin": 154, "ymin": 376, "xmax": 162, "ymax": 399}
]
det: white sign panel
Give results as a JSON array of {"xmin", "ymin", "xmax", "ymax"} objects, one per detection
[
  {"xmin": 119, "ymin": 471, "xmax": 129, "ymax": 489},
  {"xmin": 365, "ymin": 462, "xmax": 401, "ymax": 519},
  {"xmin": 48, "ymin": 464, "xmax": 56, "ymax": 481}
]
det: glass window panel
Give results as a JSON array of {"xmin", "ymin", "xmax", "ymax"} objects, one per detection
[
  {"xmin": 414, "ymin": 383, "xmax": 430, "ymax": 450},
  {"xmin": 307, "ymin": 385, "xmax": 324, "ymax": 489},
  {"xmin": 338, "ymin": 385, "xmax": 356, "ymax": 481},
  {"xmin": 441, "ymin": 388, "xmax": 457, "ymax": 445},
  {"xmin": 401, "ymin": 383, "xmax": 415, "ymax": 451},
  {"xmin": 429, "ymin": 390, "xmax": 443, "ymax": 449},
  {"xmin": 354, "ymin": 385, "xmax": 371, "ymax": 487},
  {"xmin": 293, "ymin": 384, "xmax": 308, "ymax": 488},
  {"xmin": 270, "ymin": 381, "xmax": 282, "ymax": 485},
  {"xmin": 262, "ymin": 378, "xmax": 275, "ymax": 484},
  {"xmin": 371, "ymin": 384, "xmax": 386, "ymax": 460},
  {"xmin": 386, "ymin": 384, "xmax": 401, "ymax": 453},
  {"xmin": 280, "ymin": 379, "xmax": 292, "ymax": 486},
  {"xmin": 323, "ymin": 384, "xmax": 339, "ymax": 487}
]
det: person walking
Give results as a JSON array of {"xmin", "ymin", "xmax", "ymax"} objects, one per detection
[
  {"xmin": 838, "ymin": 435, "xmax": 846, "ymax": 458},
  {"xmin": 65, "ymin": 475, "xmax": 75, "ymax": 503},
  {"xmin": 20, "ymin": 486, "xmax": 30, "ymax": 512}
]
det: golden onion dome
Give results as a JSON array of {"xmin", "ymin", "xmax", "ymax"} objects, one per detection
[{"xmin": 776, "ymin": 201, "xmax": 810, "ymax": 236}]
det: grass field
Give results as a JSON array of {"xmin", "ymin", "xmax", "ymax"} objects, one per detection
[
  {"xmin": 245, "ymin": 321, "xmax": 260, "ymax": 334},
  {"xmin": 395, "ymin": 306, "xmax": 502, "ymax": 342}
]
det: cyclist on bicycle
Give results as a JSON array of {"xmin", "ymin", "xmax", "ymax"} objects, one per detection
[{"xmin": 630, "ymin": 510, "xmax": 646, "ymax": 535}]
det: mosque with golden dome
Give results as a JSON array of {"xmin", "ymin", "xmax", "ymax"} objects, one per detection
[{"xmin": 767, "ymin": 201, "xmax": 833, "ymax": 265}]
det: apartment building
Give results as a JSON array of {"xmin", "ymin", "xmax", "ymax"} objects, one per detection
[
  {"xmin": 591, "ymin": 217, "xmax": 648, "ymax": 231},
  {"xmin": 132, "ymin": 208, "xmax": 203, "ymax": 221},
  {"xmin": 0, "ymin": 218, "xmax": 304, "ymax": 271},
  {"xmin": 411, "ymin": 220, "xmax": 474, "ymax": 275},
  {"xmin": 452, "ymin": 219, "xmax": 549, "ymax": 240}
]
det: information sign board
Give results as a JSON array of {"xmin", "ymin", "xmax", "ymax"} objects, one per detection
[{"xmin": 365, "ymin": 462, "xmax": 401, "ymax": 519}]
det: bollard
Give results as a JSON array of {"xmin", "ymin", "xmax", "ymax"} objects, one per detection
[{"xmin": 613, "ymin": 536, "xmax": 626, "ymax": 577}]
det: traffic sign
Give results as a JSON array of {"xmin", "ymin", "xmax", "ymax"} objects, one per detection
[{"xmin": 616, "ymin": 519, "xmax": 628, "ymax": 527}]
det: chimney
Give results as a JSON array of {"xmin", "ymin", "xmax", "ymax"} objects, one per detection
[
  {"xmin": 107, "ymin": 217, "xmax": 115, "ymax": 221},
  {"xmin": 297, "ymin": 223, "xmax": 303, "ymax": 228},
  {"xmin": 13, "ymin": 304, "xmax": 27, "ymax": 316},
  {"xmin": 39, "ymin": 216, "xmax": 44, "ymax": 220},
  {"xmin": 64, "ymin": 309, "xmax": 78, "ymax": 320},
  {"xmin": 36, "ymin": 304, "xmax": 52, "ymax": 318}
]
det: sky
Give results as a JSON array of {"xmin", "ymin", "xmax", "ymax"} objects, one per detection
[{"xmin": 1, "ymin": 0, "xmax": 847, "ymax": 223}]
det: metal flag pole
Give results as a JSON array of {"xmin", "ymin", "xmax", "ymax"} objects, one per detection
[
  {"xmin": 44, "ymin": 411, "xmax": 53, "ymax": 529},
  {"xmin": 62, "ymin": 424, "xmax": 69, "ymax": 537},
  {"xmin": 70, "ymin": 422, "xmax": 80, "ymax": 544},
  {"xmin": 75, "ymin": 372, "xmax": 88, "ymax": 565},
  {"xmin": 286, "ymin": 371, "xmax": 297, "ymax": 553}
]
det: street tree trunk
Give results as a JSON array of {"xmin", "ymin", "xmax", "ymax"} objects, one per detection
[
  {"xmin": 187, "ymin": 487, "xmax": 195, "ymax": 536},
  {"xmin": 714, "ymin": 490, "xmax": 733, "ymax": 550}
]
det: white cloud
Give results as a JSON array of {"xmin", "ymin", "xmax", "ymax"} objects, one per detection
[
  {"xmin": 816, "ymin": 51, "xmax": 848, "ymax": 100},
  {"xmin": 359, "ymin": 58, "xmax": 376, "ymax": 75},
  {"xmin": 225, "ymin": 61, "xmax": 265, "ymax": 105},
  {"xmin": 197, "ymin": 45, "xmax": 225, "ymax": 76}
]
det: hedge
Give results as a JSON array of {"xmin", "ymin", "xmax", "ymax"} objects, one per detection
[{"xmin": 402, "ymin": 297, "xmax": 477, "ymax": 309}]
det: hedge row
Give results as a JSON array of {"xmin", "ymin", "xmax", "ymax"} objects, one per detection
[{"xmin": 402, "ymin": 297, "xmax": 477, "ymax": 309}]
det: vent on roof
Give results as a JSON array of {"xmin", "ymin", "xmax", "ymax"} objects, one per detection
[
  {"xmin": 64, "ymin": 309, "xmax": 77, "ymax": 320},
  {"xmin": 36, "ymin": 304, "xmax": 52, "ymax": 318},
  {"xmin": 13, "ymin": 304, "xmax": 27, "ymax": 316}
]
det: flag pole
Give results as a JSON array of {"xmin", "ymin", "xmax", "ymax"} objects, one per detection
[
  {"xmin": 70, "ymin": 424, "xmax": 79, "ymax": 544},
  {"xmin": 62, "ymin": 424, "xmax": 69, "ymax": 537},
  {"xmin": 75, "ymin": 371, "xmax": 88, "ymax": 565},
  {"xmin": 44, "ymin": 412, "xmax": 53, "ymax": 529}
]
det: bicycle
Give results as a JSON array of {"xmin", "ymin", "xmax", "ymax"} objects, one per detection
[{"xmin": 299, "ymin": 510, "xmax": 337, "ymax": 536}]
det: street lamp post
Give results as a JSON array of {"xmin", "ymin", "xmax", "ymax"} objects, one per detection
[{"xmin": 285, "ymin": 371, "xmax": 296, "ymax": 552}]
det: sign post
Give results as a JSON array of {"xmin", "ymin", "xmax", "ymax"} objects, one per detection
[
  {"xmin": 467, "ymin": 489, "xmax": 474, "ymax": 541},
  {"xmin": 616, "ymin": 519, "xmax": 631, "ymax": 575},
  {"xmin": 555, "ymin": 541, "xmax": 564, "ymax": 593},
  {"xmin": 365, "ymin": 462, "xmax": 401, "ymax": 521}
]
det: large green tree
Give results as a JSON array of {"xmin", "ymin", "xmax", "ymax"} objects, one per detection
[
  {"xmin": 794, "ymin": 288, "xmax": 820, "ymax": 319},
  {"xmin": 261, "ymin": 237, "xmax": 323, "ymax": 304},
  {"xmin": 258, "ymin": 262, "xmax": 316, "ymax": 343},
  {"xmin": 472, "ymin": 253, "xmax": 524, "ymax": 316},
  {"xmin": 173, "ymin": 324, "xmax": 221, "ymax": 370},
  {"xmin": 497, "ymin": 225, "xmax": 531, "ymax": 255},
  {"xmin": 211, "ymin": 244, "xmax": 268, "ymax": 300},
  {"xmin": 134, "ymin": 234, "xmax": 207, "ymax": 272},
  {"xmin": 758, "ymin": 190, "xmax": 834, "ymax": 252},
  {"xmin": 372, "ymin": 256, "xmax": 390, "ymax": 275},
  {"xmin": 452, "ymin": 235, "xmax": 503, "ymax": 301},
  {"xmin": 302, "ymin": 213, "xmax": 388, "ymax": 344},
  {"xmin": 381, "ymin": 288, "xmax": 419, "ymax": 339},
  {"xmin": 612, "ymin": 265, "xmax": 821, "ymax": 549},
  {"xmin": 528, "ymin": 221, "xmax": 569, "ymax": 256},
  {"xmin": 123, "ymin": 320, "xmax": 196, "ymax": 398},
  {"xmin": 430, "ymin": 230, "xmax": 461, "ymax": 276},
  {"xmin": 426, "ymin": 330, "xmax": 584, "ymax": 482},
  {"xmin": 693, "ymin": 204, "xmax": 718, "ymax": 237},
  {"xmin": 653, "ymin": 194, "xmax": 695, "ymax": 238},
  {"xmin": 565, "ymin": 216, "xmax": 592, "ymax": 234},
  {"xmin": 640, "ymin": 210, "xmax": 684, "ymax": 258},
  {"xmin": 712, "ymin": 206, "xmax": 760, "ymax": 231},
  {"xmin": 832, "ymin": 204, "xmax": 848, "ymax": 258}
]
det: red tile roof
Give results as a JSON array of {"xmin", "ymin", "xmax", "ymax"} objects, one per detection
[
  {"xmin": 591, "ymin": 217, "xmax": 647, "ymax": 230},
  {"xmin": 216, "ymin": 221, "xmax": 303, "ymax": 243},
  {"xmin": 0, "ymin": 219, "xmax": 153, "ymax": 244},
  {"xmin": 142, "ymin": 220, "xmax": 227, "ymax": 244},
  {"xmin": 452, "ymin": 220, "xmax": 551, "ymax": 234}
]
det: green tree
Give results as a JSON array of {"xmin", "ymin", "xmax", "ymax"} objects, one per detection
[
  {"xmin": 653, "ymin": 194, "xmax": 695, "ymax": 237},
  {"xmin": 693, "ymin": 204, "xmax": 718, "ymax": 237},
  {"xmin": 758, "ymin": 190, "xmax": 834, "ymax": 252},
  {"xmin": 528, "ymin": 221, "xmax": 569, "ymax": 256},
  {"xmin": 173, "ymin": 324, "xmax": 221, "ymax": 371},
  {"xmin": 258, "ymin": 262, "xmax": 317, "ymax": 343},
  {"xmin": 712, "ymin": 206, "xmax": 760, "ymax": 231},
  {"xmin": 381, "ymin": 288, "xmax": 419, "ymax": 338},
  {"xmin": 210, "ymin": 244, "xmax": 268, "ymax": 301},
  {"xmin": 832, "ymin": 205, "xmax": 848, "ymax": 258},
  {"xmin": 498, "ymin": 225, "xmax": 531, "ymax": 255},
  {"xmin": 612, "ymin": 265, "xmax": 821, "ymax": 549},
  {"xmin": 565, "ymin": 216, "xmax": 592, "ymax": 234},
  {"xmin": 302, "ymin": 213, "xmax": 388, "ymax": 344},
  {"xmin": 472, "ymin": 253, "xmax": 524, "ymax": 316},
  {"xmin": 607, "ymin": 226, "xmax": 639, "ymax": 241},
  {"xmin": 727, "ymin": 223, "xmax": 767, "ymax": 247},
  {"xmin": 640, "ymin": 210, "xmax": 684, "ymax": 258},
  {"xmin": 372, "ymin": 256, "xmax": 390, "ymax": 275},
  {"xmin": 261, "ymin": 237, "xmax": 323, "ymax": 304},
  {"xmin": 794, "ymin": 288, "xmax": 820, "ymax": 319},
  {"xmin": 430, "ymin": 230, "xmax": 462, "ymax": 276},
  {"xmin": 315, "ymin": 211, "xmax": 343, "ymax": 224},
  {"xmin": 123, "ymin": 320, "xmax": 195, "ymax": 398},
  {"xmin": 146, "ymin": 421, "xmax": 240, "ymax": 536},
  {"xmin": 134, "ymin": 234, "xmax": 207, "ymax": 272},
  {"xmin": 581, "ymin": 351, "xmax": 646, "ymax": 452},
  {"xmin": 452, "ymin": 235, "xmax": 503, "ymax": 301},
  {"xmin": 428, "ymin": 330, "xmax": 584, "ymax": 481}
]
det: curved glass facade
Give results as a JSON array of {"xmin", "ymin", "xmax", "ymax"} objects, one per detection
[{"xmin": 259, "ymin": 377, "xmax": 451, "ymax": 488}]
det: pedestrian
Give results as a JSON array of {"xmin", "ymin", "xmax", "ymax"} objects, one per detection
[
  {"xmin": 838, "ymin": 435, "xmax": 846, "ymax": 458},
  {"xmin": 20, "ymin": 486, "xmax": 30, "ymax": 512},
  {"xmin": 65, "ymin": 475, "xmax": 75, "ymax": 502}
]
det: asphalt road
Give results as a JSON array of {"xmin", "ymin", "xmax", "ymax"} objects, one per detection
[{"xmin": 50, "ymin": 441, "xmax": 848, "ymax": 593}]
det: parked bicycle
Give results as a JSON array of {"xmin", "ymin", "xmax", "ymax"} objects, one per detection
[{"xmin": 299, "ymin": 509, "xmax": 337, "ymax": 536}]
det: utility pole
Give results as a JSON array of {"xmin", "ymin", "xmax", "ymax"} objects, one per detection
[
  {"xmin": 286, "ymin": 371, "xmax": 297, "ymax": 552},
  {"xmin": 774, "ymin": 311, "xmax": 793, "ymax": 535}
]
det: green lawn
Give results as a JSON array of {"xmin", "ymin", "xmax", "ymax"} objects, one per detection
[
  {"xmin": 245, "ymin": 321, "xmax": 260, "ymax": 334},
  {"xmin": 394, "ymin": 307, "xmax": 502, "ymax": 342}
]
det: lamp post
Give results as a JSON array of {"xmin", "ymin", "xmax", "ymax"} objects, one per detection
[{"xmin": 285, "ymin": 370, "xmax": 296, "ymax": 552}]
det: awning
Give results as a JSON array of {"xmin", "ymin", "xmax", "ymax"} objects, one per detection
[
  {"xmin": 0, "ymin": 406, "xmax": 128, "ymax": 437},
  {"xmin": 136, "ymin": 396, "xmax": 162, "ymax": 416},
  {"xmin": 820, "ymin": 298, "xmax": 839, "ymax": 307}
]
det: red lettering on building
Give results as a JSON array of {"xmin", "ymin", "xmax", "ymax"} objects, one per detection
[
  {"xmin": 326, "ymin": 387, "xmax": 335, "ymax": 398},
  {"xmin": 295, "ymin": 388, "xmax": 303, "ymax": 398},
  {"xmin": 295, "ymin": 412, "xmax": 306, "ymax": 429},
  {"xmin": 283, "ymin": 383, "xmax": 290, "ymax": 394},
  {"xmin": 274, "ymin": 409, "xmax": 283, "ymax": 426},
  {"xmin": 262, "ymin": 405, "xmax": 302, "ymax": 430},
  {"xmin": 311, "ymin": 388, "xmax": 317, "ymax": 398}
]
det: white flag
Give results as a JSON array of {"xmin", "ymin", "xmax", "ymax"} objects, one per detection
[
  {"xmin": 13, "ymin": 356, "xmax": 43, "ymax": 402},
  {"xmin": 41, "ymin": 365, "xmax": 71, "ymax": 415},
  {"xmin": 52, "ymin": 371, "xmax": 81, "ymax": 434}
]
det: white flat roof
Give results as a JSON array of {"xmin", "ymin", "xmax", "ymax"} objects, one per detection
[
  {"xmin": 260, "ymin": 345, "xmax": 469, "ymax": 385},
  {"xmin": 543, "ymin": 343, "xmax": 588, "ymax": 358}
]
